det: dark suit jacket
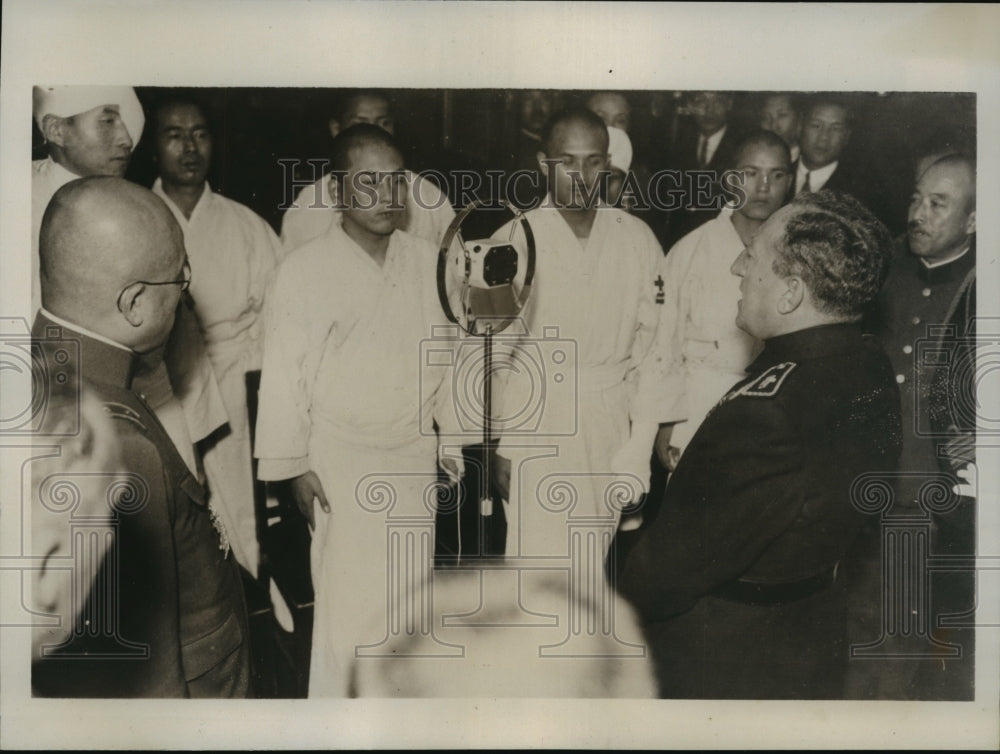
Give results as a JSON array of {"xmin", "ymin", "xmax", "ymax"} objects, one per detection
[
  {"xmin": 792, "ymin": 158, "xmax": 898, "ymax": 232},
  {"xmin": 31, "ymin": 313, "xmax": 250, "ymax": 698}
]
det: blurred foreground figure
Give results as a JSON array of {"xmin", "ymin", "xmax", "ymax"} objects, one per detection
[{"xmin": 350, "ymin": 570, "xmax": 657, "ymax": 698}]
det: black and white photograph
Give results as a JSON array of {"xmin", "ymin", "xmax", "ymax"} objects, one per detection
[{"xmin": 1, "ymin": 1, "xmax": 998, "ymax": 749}]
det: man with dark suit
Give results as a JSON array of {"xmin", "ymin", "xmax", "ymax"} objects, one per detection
[
  {"xmin": 661, "ymin": 91, "xmax": 745, "ymax": 249},
  {"xmin": 617, "ymin": 189, "xmax": 901, "ymax": 699},
  {"xmin": 31, "ymin": 177, "xmax": 250, "ymax": 698}
]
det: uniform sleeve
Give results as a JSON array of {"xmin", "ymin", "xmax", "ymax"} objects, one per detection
[
  {"xmin": 618, "ymin": 398, "xmax": 805, "ymax": 620},
  {"xmin": 628, "ymin": 225, "xmax": 687, "ymax": 426},
  {"xmin": 254, "ymin": 256, "xmax": 319, "ymax": 481}
]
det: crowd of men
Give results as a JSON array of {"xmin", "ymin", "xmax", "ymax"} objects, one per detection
[{"xmin": 27, "ymin": 86, "xmax": 977, "ymax": 701}]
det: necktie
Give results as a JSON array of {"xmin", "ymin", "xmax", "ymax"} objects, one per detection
[
  {"xmin": 697, "ymin": 135, "xmax": 708, "ymax": 167},
  {"xmin": 800, "ymin": 171, "xmax": 812, "ymax": 194}
]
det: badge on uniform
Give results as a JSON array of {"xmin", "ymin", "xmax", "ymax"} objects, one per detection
[
  {"xmin": 716, "ymin": 361, "xmax": 797, "ymax": 407},
  {"xmin": 654, "ymin": 274, "xmax": 665, "ymax": 305},
  {"xmin": 103, "ymin": 401, "xmax": 147, "ymax": 430}
]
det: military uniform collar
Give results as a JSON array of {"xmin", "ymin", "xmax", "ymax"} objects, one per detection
[
  {"xmin": 746, "ymin": 322, "xmax": 864, "ymax": 375},
  {"xmin": 32, "ymin": 310, "xmax": 139, "ymax": 390},
  {"xmin": 916, "ymin": 237, "xmax": 976, "ymax": 285}
]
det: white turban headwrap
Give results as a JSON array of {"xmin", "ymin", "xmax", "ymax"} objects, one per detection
[
  {"xmin": 607, "ymin": 126, "xmax": 633, "ymax": 173},
  {"xmin": 32, "ymin": 85, "xmax": 145, "ymax": 146}
]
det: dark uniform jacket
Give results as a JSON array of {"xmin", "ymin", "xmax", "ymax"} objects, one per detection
[
  {"xmin": 871, "ymin": 237, "xmax": 976, "ymax": 501},
  {"xmin": 620, "ymin": 323, "xmax": 902, "ymax": 620},
  {"xmin": 31, "ymin": 313, "xmax": 250, "ymax": 698}
]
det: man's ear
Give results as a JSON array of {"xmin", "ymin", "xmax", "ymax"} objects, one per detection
[
  {"xmin": 536, "ymin": 151, "xmax": 550, "ymax": 173},
  {"xmin": 777, "ymin": 276, "xmax": 805, "ymax": 315},
  {"xmin": 40, "ymin": 114, "xmax": 66, "ymax": 147},
  {"xmin": 328, "ymin": 118, "xmax": 341, "ymax": 139},
  {"xmin": 117, "ymin": 283, "xmax": 146, "ymax": 328},
  {"xmin": 965, "ymin": 210, "xmax": 976, "ymax": 236}
]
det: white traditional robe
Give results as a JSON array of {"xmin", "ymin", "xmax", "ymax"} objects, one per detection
[
  {"xmin": 31, "ymin": 158, "xmax": 228, "ymax": 446},
  {"xmin": 661, "ymin": 207, "xmax": 762, "ymax": 453},
  {"xmin": 279, "ymin": 170, "xmax": 455, "ymax": 253},
  {"xmin": 255, "ymin": 222, "xmax": 457, "ymax": 697},
  {"xmin": 494, "ymin": 205, "xmax": 686, "ymax": 565},
  {"xmin": 153, "ymin": 179, "xmax": 281, "ymax": 575}
]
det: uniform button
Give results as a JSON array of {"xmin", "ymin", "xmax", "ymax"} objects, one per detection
[
  {"xmin": 922, "ymin": 288, "xmax": 932, "ymax": 297},
  {"xmin": 912, "ymin": 316, "xmax": 921, "ymax": 325},
  {"xmin": 896, "ymin": 374, "xmax": 906, "ymax": 384},
  {"xmin": 903, "ymin": 345, "xmax": 913, "ymax": 354}
]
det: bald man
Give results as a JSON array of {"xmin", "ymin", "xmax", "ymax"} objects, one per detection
[
  {"xmin": 280, "ymin": 90, "xmax": 455, "ymax": 253},
  {"xmin": 32, "ymin": 85, "xmax": 231, "ymax": 521},
  {"xmin": 31, "ymin": 177, "xmax": 250, "ymax": 698}
]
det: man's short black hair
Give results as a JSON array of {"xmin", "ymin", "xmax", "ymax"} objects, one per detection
[
  {"xmin": 328, "ymin": 123, "xmax": 403, "ymax": 186},
  {"xmin": 760, "ymin": 91, "xmax": 804, "ymax": 114},
  {"xmin": 539, "ymin": 107, "xmax": 609, "ymax": 156},
  {"xmin": 772, "ymin": 190, "xmax": 892, "ymax": 319},
  {"xmin": 332, "ymin": 89, "xmax": 392, "ymax": 124},
  {"xmin": 802, "ymin": 94, "xmax": 854, "ymax": 128},
  {"xmin": 734, "ymin": 129, "xmax": 792, "ymax": 168},
  {"xmin": 151, "ymin": 93, "xmax": 214, "ymax": 136}
]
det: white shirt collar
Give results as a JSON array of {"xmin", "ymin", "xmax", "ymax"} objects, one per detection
[
  {"xmin": 797, "ymin": 159, "xmax": 838, "ymax": 192},
  {"xmin": 40, "ymin": 307, "xmax": 133, "ymax": 353},
  {"xmin": 152, "ymin": 177, "xmax": 213, "ymax": 224}
]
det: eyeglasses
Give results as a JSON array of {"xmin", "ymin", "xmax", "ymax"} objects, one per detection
[{"xmin": 116, "ymin": 259, "xmax": 192, "ymax": 312}]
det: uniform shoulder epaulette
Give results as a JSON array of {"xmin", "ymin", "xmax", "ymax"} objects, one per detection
[
  {"xmin": 103, "ymin": 401, "xmax": 148, "ymax": 431},
  {"xmin": 740, "ymin": 361, "xmax": 797, "ymax": 397}
]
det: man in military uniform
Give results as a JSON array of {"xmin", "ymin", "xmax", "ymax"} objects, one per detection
[
  {"xmin": 617, "ymin": 189, "xmax": 901, "ymax": 699},
  {"xmin": 852, "ymin": 153, "xmax": 977, "ymax": 700},
  {"xmin": 31, "ymin": 177, "xmax": 250, "ymax": 698}
]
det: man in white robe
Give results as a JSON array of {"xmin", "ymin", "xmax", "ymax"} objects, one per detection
[
  {"xmin": 32, "ymin": 85, "xmax": 228, "ymax": 453},
  {"xmin": 279, "ymin": 91, "xmax": 455, "ymax": 253},
  {"xmin": 151, "ymin": 98, "xmax": 282, "ymax": 580},
  {"xmin": 255, "ymin": 125, "xmax": 460, "ymax": 697},
  {"xmin": 493, "ymin": 110, "xmax": 686, "ymax": 575},
  {"xmin": 654, "ymin": 131, "xmax": 793, "ymax": 466}
]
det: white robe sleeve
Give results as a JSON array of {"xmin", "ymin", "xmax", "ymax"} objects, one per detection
[
  {"xmin": 164, "ymin": 299, "xmax": 230, "ymax": 443},
  {"xmin": 244, "ymin": 213, "xmax": 283, "ymax": 371},
  {"xmin": 254, "ymin": 253, "xmax": 322, "ymax": 481}
]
